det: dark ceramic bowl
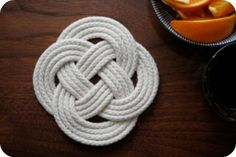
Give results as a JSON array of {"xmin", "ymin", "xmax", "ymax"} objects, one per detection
[
  {"xmin": 202, "ymin": 42, "xmax": 236, "ymax": 121},
  {"xmin": 150, "ymin": 0, "xmax": 236, "ymax": 47}
]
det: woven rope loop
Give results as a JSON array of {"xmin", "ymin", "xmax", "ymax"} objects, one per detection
[{"xmin": 33, "ymin": 16, "xmax": 159, "ymax": 146}]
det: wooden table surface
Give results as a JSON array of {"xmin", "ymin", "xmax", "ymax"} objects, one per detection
[{"xmin": 0, "ymin": 0, "xmax": 235, "ymax": 156}]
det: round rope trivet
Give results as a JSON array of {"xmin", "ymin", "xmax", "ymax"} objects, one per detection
[{"xmin": 33, "ymin": 16, "xmax": 159, "ymax": 146}]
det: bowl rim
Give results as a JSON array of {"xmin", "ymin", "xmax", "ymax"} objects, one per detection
[{"xmin": 150, "ymin": 0, "xmax": 236, "ymax": 48}]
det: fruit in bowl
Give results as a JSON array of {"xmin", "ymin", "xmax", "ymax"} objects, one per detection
[{"xmin": 162, "ymin": 0, "xmax": 236, "ymax": 43}]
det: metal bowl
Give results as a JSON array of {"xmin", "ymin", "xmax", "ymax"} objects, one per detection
[{"xmin": 150, "ymin": 0, "xmax": 236, "ymax": 47}]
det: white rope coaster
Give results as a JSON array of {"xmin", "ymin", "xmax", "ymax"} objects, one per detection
[{"xmin": 33, "ymin": 16, "xmax": 159, "ymax": 146}]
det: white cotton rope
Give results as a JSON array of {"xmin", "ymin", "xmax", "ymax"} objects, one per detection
[{"xmin": 33, "ymin": 16, "xmax": 159, "ymax": 146}]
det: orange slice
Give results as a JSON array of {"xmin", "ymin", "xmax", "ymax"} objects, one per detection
[
  {"xmin": 171, "ymin": 14, "xmax": 236, "ymax": 42},
  {"xmin": 176, "ymin": 8, "xmax": 213, "ymax": 19},
  {"xmin": 209, "ymin": 0, "xmax": 235, "ymax": 17},
  {"xmin": 162, "ymin": 0, "xmax": 211, "ymax": 11},
  {"xmin": 174, "ymin": 0, "xmax": 190, "ymax": 4}
]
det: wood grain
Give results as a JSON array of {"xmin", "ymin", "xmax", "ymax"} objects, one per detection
[{"xmin": 0, "ymin": 0, "xmax": 235, "ymax": 157}]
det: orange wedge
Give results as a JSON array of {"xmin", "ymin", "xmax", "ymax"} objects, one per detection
[
  {"xmin": 162, "ymin": 0, "xmax": 211, "ymax": 11},
  {"xmin": 174, "ymin": 0, "xmax": 190, "ymax": 4},
  {"xmin": 176, "ymin": 8, "xmax": 213, "ymax": 19},
  {"xmin": 171, "ymin": 14, "xmax": 236, "ymax": 42},
  {"xmin": 209, "ymin": 0, "xmax": 235, "ymax": 17}
]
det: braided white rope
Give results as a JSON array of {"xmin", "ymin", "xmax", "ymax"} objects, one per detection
[{"xmin": 33, "ymin": 16, "xmax": 159, "ymax": 146}]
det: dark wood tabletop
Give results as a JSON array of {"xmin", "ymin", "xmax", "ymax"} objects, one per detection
[{"xmin": 0, "ymin": 0, "xmax": 235, "ymax": 157}]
